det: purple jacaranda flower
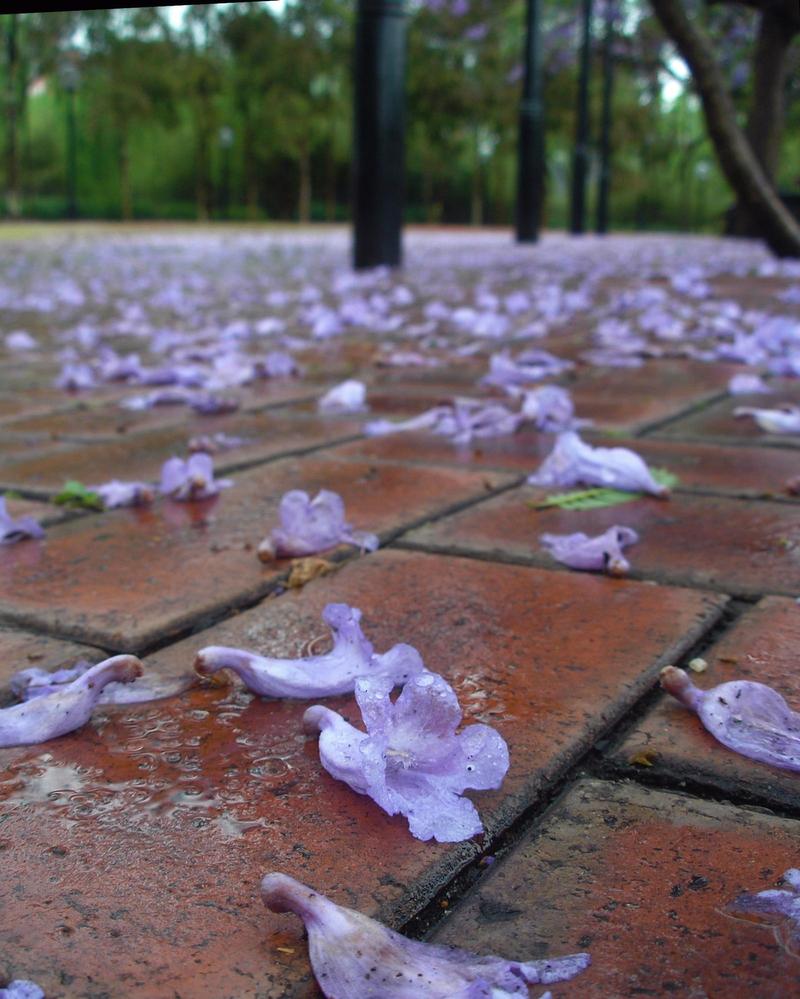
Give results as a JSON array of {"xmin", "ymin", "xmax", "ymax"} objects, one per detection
[
  {"xmin": 0, "ymin": 981, "xmax": 45, "ymax": 999},
  {"xmin": 541, "ymin": 525, "xmax": 639, "ymax": 576},
  {"xmin": 121, "ymin": 388, "xmax": 196, "ymax": 411},
  {"xmin": 481, "ymin": 350, "xmax": 572, "ymax": 389},
  {"xmin": 159, "ymin": 453, "xmax": 232, "ymax": 501},
  {"xmin": 660, "ymin": 666, "xmax": 800, "ymax": 773},
  {"xmin": 518, "ymin": 385, "xmax": 579, "ymax": 431},
  {"xmin": 94, "ymin": 480, "xmax": 155, "ymax": 509},
  {"xmin": 0, "ymin": 497, "xmax": 44, "ymax": 545},
  {"xmin": 194, "ymin": 603, "xmax": 424, "ymax": 698},
  {"xmin": 303, "ymin": 670, "xmax": 509, "ymax": 842},
  {"xmin": 318, "ymin": 379, "xmax": 368, "ymax": 414},
  {"xmin": 55, "ymin": 361, "xmax": 96, "ymax": 391},
  {"xmin": 377, "ymin": 350, "xmax": 442, "ymax": 368},
  {"xmin": 5, "ymin": 331, "xmax": 37, "ymax": 351},
  {"xmin": 439, "ymin": 399, "xmax": 521, "ymax": 444},
  {"xmin": 528, "ymin": 431, "xmax": 668, "ymax": 496},
  {"xmin": 10, "ymin": 658, "xmax": 196, "ymax": 705},
  {"xmin": 96, "ymin": 348, "xmax": 142, "ymax": 382},
  {"xmin": 723, "ymin": 868, "xmax": 800, "ymax": 957},
  {"xmin": 728, "ymin": 374, "xmax": 772, "ymax": 396},
  {"xmin": 0, "ymin": 655, "xmax": 142, "ymax": 748},
  {"xmin": 734, "ymin": 406, "xmax": 800, "ymax": 434},
  {"xmin": 363, "ymin": 407, "xmax": 450, "ymax": 437},
  {"xmin": 261, "ymin": 872, "xmax": 590, "ymax": 998},
  {"xmin": 188, "ymin": 432, "xmax": 247, "ymax": 454},
  {"xmin": 257, "ymin": 489, "xmax": 378, "ymax": 559},
  {"xmin": 188, "ymin": 393, "xmax": 240, "ymax": 416},
  {"xmin": 254, "ymin": 351, "xmax": 299, "ymax": 378}
]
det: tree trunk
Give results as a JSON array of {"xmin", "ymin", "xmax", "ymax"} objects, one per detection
[
  {"xmin": 649, "ymin": 0, "xmax": 800, "ymax": 257},
  {"xmin": 4, "ymin": 15, "xmax": 21, "ymax": 218},
  {"xmin": 119, "ymin": 130, "xmax": 133, "ymax": 221},
  {"xmin": 732, "ymin": 6, "xmax": 794, "ymax": 235},
  {"xmin": 298, "ymin": 148, "xmax": 311, "ymax": 223},
  {"xmin": 242, "ymin": 116, "xmax": 259, "ymax": 220},
  {"xmin": 325, "ymin": 150, "xmax": 337, "ymax": 222},
  {"xmin": 470, "ymin": 131, "xmax": 483, "ymax": 227}
]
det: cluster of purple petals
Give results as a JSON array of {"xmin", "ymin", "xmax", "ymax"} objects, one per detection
[
  {"xmin": 260, "ymin": 489, "xmax": 378, "ymax": 558},
  {"xmin": 0, "ymin": 497, "xmax": 44, "ymax": 545},
  {"xmin": 528, "ymin": 432, "xmax": 668, "ymax": 496}
]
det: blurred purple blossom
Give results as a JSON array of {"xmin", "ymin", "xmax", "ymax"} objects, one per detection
[
  {"xmin": 734, "ymin": 406, "xmax": 800, "ymax": 434},
  {"xmin": 94, "ymin": 480, "xmax": 155, "ymax": 509},
  {"xmin": 0, "ymin": 497, "xmax": 44, "ymax": 545},
  {"xmin": 0, "ymin": 981, "xmax": 45, "ymax": 999},
  {"xmin": 261, "ymin": 872, "xmax": 590, "ymax": 998},
  {"xmin": 258, "ymin": 489, "xmax": 378, "ymax": 559},
  {"xmin": 159, "ymin": 453, "xmax": 232, "ymax": 501},
  {"xmin": 728, "ymin": 374, "xmax": 772, "ymax": 396},
  {"xmin": 528, "ymin": 432, "xmax": 668, "ymax": 496},
  {"xmin": 724, "ymin": 868, "xmax": 800, "ymax": 957},
  {"xmin": 318, "ymin": 379, "xmax": 368, "ymax": 414}
]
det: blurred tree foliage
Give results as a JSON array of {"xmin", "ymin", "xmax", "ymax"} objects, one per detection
[{"xmin": 1, "ymin": 0, "xmax": 797, "ymax": 230}]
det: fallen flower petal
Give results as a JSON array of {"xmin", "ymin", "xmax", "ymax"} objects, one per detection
[
  {"xmin": 94, "ymin": 480, "xmax": 155, "ymax": 509},
  {"xmin": 259, "ymin": 489, "xmax": 378, "ymax": 559},
  {"xmin": 728, "ymin": 373, "xmax": 772, "ymax": 396},
  {"xmin": 660, "ymin": 666, "xmax": 800, "ymax": 772},
  {"xmin": 304, "ymin": 670, "xmax": 509, "ymax": 842},
  {"xmin": 10, "ymin": 659, "xmax": 197, "ymax": 705},
  {"xmin": 541, "ymin": 525, "xmax": 639, "ymax": 576},
  {"xmin": 0, "ymin": 981, "xmax": 45, "ymax": 999},
  {"xmin": 528, "ymin": 431, "xmax": 668, "ymax": 497},
  {"xmin": 734, "ymin": 406, "xmax": 800, "ymax": 434},
  {"xmin": 159, "ymin": 453, "xmax": 232, "ymax": 501},
  {"xmin": 0, "ymin": 496, "xmax": 44, "ymax": 545},
  {"xmin": 318, "ymin": 379, "xmax": 368, "ymax": 414},
  {"xmin": 194, "ymin": 603, "xmax": 424, "ymax": 698},
  {"xmin": 0, "ymin": 655, "xmax": 143, "ymax": 748},
  {"xmin": 261, "ymin": 872, "xmax": 590, "ymax": 998},
  {"xmin": 723, "ymin": 868, "xmax": 800, "ymax": 957}
]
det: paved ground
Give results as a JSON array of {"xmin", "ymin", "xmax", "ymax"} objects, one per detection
[{"xmin": 1, "ymin": 225, "xmax": 800, "ymax": 997}]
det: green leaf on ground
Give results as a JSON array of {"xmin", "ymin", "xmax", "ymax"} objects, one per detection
[
  {"xmin": 54, "ymin": 480, "xmax": 104, "ymax": 511},
  {"xmin": 530, "ymin": 467, "xmax": 680, "ymax": 511}
]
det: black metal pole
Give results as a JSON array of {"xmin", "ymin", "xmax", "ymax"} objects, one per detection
[
  {"xmin": 66, "ymin": 87, "xmax": 78, "ymax": 219},
  {"xmin": 515, "ymin": 0, "xmax": 544, "ymax": 243},
  {"xmin": 353, "ymin": 0, "xmax": 406, "ymax": 269},
  {"xmin": 569, "ymin": 0, "xmax": 593, "ymax": 235},
  {"xmin": 596, "ymin": 0, "xmax": 614, "ymax": 234}
]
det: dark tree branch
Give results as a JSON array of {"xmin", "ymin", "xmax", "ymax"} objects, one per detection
[{"xmin": 650, "ymin": 0, "xmax": 800, "ymax": 256}]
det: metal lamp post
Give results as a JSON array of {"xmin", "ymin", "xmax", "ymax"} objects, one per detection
[
  {"xmin": 515, "ymin": 0, "xmax": 544, "ymax": 243},
  {"xmin": 60, "ymin": 59, "xmax": 80, "ymax": 220},
  {"xmin": 595, "ymin": 0, "xmax": 615, "ymax": 234},
  {"xmin": 218, "ymin": 124, "xmax": 234, "ymax": 220},
  {"xmin": 353, "ymin": 0, "xmax": 406, "ymax": 269},
  {"xmin": 569, "ymin": 0, "xmax": 593, "ymax": 235}
]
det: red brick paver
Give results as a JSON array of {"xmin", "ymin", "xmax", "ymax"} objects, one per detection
[
  {"xmin": 432, "ymin": 778, "xmax": 800, "ymax": 998},
  {"xmin": 611, "ymin": 596, "xmax": 800, "ymax": 810},
  {"xmin": 0, "ymin": 550, "xmax": 723, "ymax": 997},
  {"xmin": 404, "ymin": 486, "xmax": 800, "ymax": 597}
]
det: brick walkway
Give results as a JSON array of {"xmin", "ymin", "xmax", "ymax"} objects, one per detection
[{"xmin": 1, "ymin": 227, "xmax": 800, "ymax": 997}]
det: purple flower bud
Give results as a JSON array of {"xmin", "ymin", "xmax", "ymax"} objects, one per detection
[
  {"xmin": 661, "ymin": 666, "xmax": 800, "ymax": 772},
  {"xmin": 261, "ymin": 872, "xmax": 590, "ymax": 996},
  {"xmin": 194, "ymin": 603, "xmax": 424, "ymax": 698},
  {"xmin": 541, "ymin": 525, "xmax": 639, "ymax": 575},
  {"xmin": 304, "ymin": 670, "xmax": 509, "ymax": 842}
]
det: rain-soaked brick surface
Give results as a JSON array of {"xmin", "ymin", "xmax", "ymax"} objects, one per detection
[
  {"xmin": 610, "ymin": 596, "xmax": 800, "ymax": 811},
  {"xmin": 0, "ymin": 551, "xmax": 723, "ymax": 997},
  {"xmin": 0, "ymin": 410, "xmax": 365, "ymax": 495},
  {"xmin": 3, "ymin": 229, "xmax": 800, "ymax": 999},
  {"xmin": 432, "ymin": 778, "xmax": 800, "ymax": 999},
  {"xmin": 0, "ymin": 458, "xmax": 514, "ymax": 650},
  {"xmin": 403, "ymin": 485, "xmax": 800, "ymax": 597},
  {"xmin": 650, "ymin": 381, "xmax": 800, "ymax": 447}
]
